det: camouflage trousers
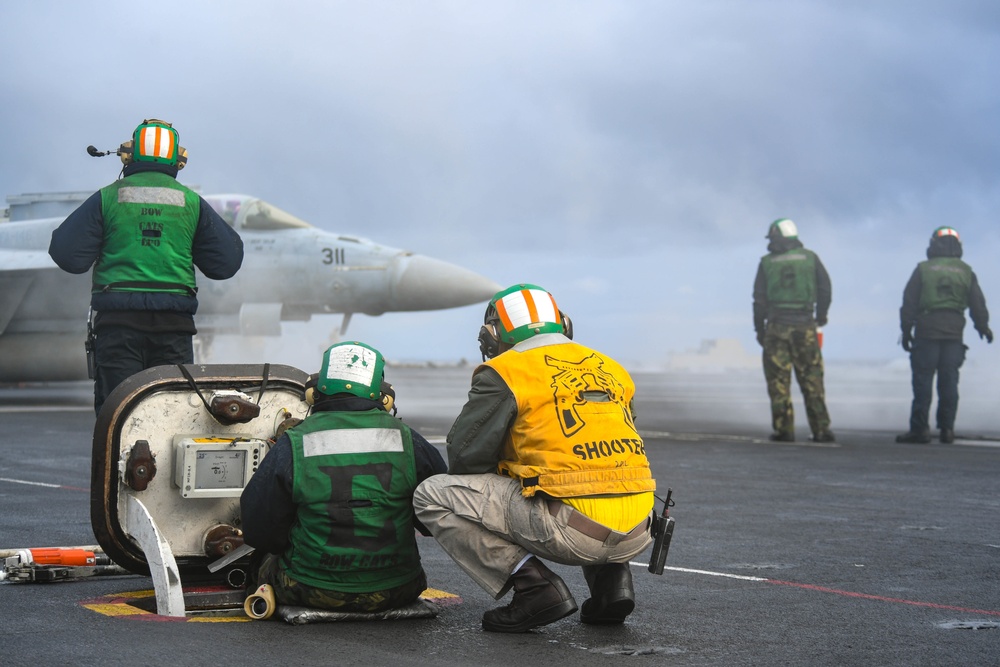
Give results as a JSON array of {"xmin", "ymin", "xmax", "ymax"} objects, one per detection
[
  {"xmin": 762, "ymin": 322, "xmax": 831, "ymax": 437},
  {"xmin": 247, "ymin": 552, "xmax": 427, "ymax": 614}
]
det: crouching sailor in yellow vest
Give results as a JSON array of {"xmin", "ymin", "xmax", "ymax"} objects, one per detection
[
  {"xmin": 413, "ymin": 284, "xmax": 655, "ymax": 633},
  {"xmin": 241, "ymin": 341, "xmax": 446, "ymax": 614}
]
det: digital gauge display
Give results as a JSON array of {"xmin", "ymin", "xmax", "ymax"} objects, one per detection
[
  {"xmin": 194, "ymin": 450, "xmax": 247, "ymax": 489},
  {"xmin": 172, "ymin": 436, "xmax": 265, "ymax": 498}
]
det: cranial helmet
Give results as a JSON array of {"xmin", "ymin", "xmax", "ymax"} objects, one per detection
[
  {"xmin": 316, "ymin": 341, "xmax": 386, "ymax": 400},
  {"xmin": 932, "ymin": 226, "xmax": 960, "ymax": 242},
  {"xmin": 478, "ymin": 284, "xmax": 571, "ymax": 359},
  {"xmin": 927, "ymin": 225, "xmax": 963, "ymax": 260},
  {"xmin": 767, "ymin": 218, "xmax": 798, "ymax": 239},
  {"xmin": 122, "ymin": 119, "xmax": 188, "ymax": 169}
]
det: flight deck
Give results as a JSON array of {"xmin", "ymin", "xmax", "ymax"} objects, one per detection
[{"xmin": 2, "ymin": 365, "xmax": 998, "ymax": 666}]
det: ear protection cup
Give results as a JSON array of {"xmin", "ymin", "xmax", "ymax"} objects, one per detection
[
  {"xmin": 478, "ymin": 323, "xmax": 500, "ymax": 360},
  {"xmin": 560, "ymin": 311, "xmax": 573, "ymax": 340},
  {"xmin": 380, "ymin": 381, "xmax": 396, "ymax": 414},
  {"xmin": 304, "ymin": 374, "xmax": 319, "ymax": 405},
  {"xmin": 478, "ymin": 301, "xmax": 502, "ymax": 360},
  {"xmin": 118, "ymin": 140, "xmax": 134, "ymax": 165}
]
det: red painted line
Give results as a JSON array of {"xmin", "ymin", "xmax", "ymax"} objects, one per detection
[
  {"xmin": 654, "ymin": 564, "xmax": 1000, "ymax": 617},
  {"xmin": 766, "ymin": 579, "xmax": 1000, "ymax": 616}
]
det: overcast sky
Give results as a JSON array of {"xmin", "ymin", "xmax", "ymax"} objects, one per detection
[{"xmin": 3, "ymin": 1, "xmax": 998, "ymax": 373}]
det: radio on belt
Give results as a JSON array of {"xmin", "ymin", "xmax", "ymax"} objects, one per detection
[{"xmin": 172, "ymin": 436, "xmax": 265, "ymax": 498}]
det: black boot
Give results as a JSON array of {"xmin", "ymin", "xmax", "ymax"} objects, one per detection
[
  {"xmin": 940, "ymin": 428, "xmax": 955, "ymax": 444},
  {"xmin": 482, "ymin": 557, "xmax": 577, "ymax": 633},
  {"xmin": 581, "ymin": 563, "xmax": 635, "ymax": 625},
  {"xmin": 895, "ymin": 430, "xmax": 931, "ymax": 444}
]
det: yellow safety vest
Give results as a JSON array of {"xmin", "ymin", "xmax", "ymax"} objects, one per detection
[{"xmin": 483, "ymin": 340, "xmax": 655, "ymax": 498}]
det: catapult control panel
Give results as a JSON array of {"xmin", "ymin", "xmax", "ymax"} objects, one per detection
[{"xmin": 172, "ymin": 436, "xmax": 266, "ymax": 499}]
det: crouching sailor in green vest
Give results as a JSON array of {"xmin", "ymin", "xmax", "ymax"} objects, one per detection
[{"xmin": 240, "ymin": 341, "xmax": 446, "ymax": 614}]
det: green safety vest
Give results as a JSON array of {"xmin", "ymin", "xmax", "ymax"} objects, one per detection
[
  {"xmin": 761, "ymin": 248, "xmax": 817, "ymax": 310},
  {"xmin": 93, "ymin": 172, "xmax": 199, "ymax": 295},
  {"xmin": 283, "ymin": 410, "xmax": 421, "ymax": 592},
  {"xmin": 918, "ymin": 258, "xmax": 972, "ymax": 313}
]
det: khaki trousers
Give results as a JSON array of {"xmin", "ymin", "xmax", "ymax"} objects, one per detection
[{"xmin": 413, "ymin": 474, "xmax": 651, "ymax": 598}]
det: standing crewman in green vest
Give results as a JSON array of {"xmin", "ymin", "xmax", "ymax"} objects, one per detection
[
  {"xmin": 896, "ymin": 227, "xmax": 991, "ymax": 444},
  {"xmin": 753, "ymin": 218, "xmax": 835, "ymax": 443},
  {"xmin": 241, "ymin": 341, "xmax": 446, "ymax": 614},
  {"xmin": 48, "ymin": 119, "xmax": 244, "ymax": 415}
]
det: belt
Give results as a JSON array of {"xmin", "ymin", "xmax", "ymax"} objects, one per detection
[{"xmin": 546, "ymin": 498, "xmax": 649, "ymax": 543}]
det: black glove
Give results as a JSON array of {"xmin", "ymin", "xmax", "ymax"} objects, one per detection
[
  {"xmin": 755, "ymin": 329, "xmax": 765, "ymax": 347},
  {"xmin": 816, "ymin": 315, "xmax": 828, "ymax": 328},
  {"xmin": 979, "ymin": 327, "xmax": 994, "ymax": 344},
  {"xmin": 901, "ymin": 329, "xmax": 913, "ymax": 352}
]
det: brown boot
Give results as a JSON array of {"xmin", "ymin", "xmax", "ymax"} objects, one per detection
[
  {"xmin": 482, "ymin": 557, "xmax": 578, "ymax": 633},
  {"xmin": 581, "ymin": 563, "xmax": 635, "ymax": 624}
]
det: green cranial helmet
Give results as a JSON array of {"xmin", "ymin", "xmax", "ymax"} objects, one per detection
[
  {"xmin": 487, "ymin": 283, "xmax": 564, "ymax": 346},
  {"xmin": 932, "ymin": 226, "xmax": 960, "ymax": 242},
  {"xmin": 767, "ymin": 218, "xmax": 798, "ymax": 239},
  {"xmin": 316, "ymin": 341, "xmax": 385, "ymax": 400},
  {"xmin": 131, "ymin": 119, "xmax": 181, "ymax": 166}
]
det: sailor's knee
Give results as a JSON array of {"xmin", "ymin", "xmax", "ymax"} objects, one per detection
[{"xmin": 413, "ymin": 474, "xmax": 448, "ymax": 515}]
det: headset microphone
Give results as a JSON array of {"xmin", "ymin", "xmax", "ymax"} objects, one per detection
[
  {"xmin": 86, "ymin": 120, "xmax": 186, "ymax": 169},
  {"xmin": 86, "ymin": 145, "xmax": 116, "ymax": 157}
]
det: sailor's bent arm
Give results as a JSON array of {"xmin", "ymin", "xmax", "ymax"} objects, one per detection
[
  {"xmin": 446, "ymin": 367, "xmax": 516, "ymax": 475},
  {"xmin": 48, "ymin": 192, "xmax": 104, "ymax": 273},
  {"xmin": 192, "ymin": 197, "xmax": 244, "ymax": 280}
]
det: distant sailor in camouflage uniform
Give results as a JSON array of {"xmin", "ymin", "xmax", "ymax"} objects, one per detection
[
  {"xmin": 896, "ymin": 227, "xmax": 991, "ymax": 445},
  {"xmin": 753, "ymin": 219, "xmax": 834, "ymax": 443}
]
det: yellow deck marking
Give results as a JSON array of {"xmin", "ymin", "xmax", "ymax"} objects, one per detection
[{"xmin": 82, "ymin": 586, "xmax": 461, "ymax": 620}]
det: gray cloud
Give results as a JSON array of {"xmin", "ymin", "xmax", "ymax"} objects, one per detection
[{"xmin": 2, "ymin": 0, "xmax": 998, "ymax": 370}]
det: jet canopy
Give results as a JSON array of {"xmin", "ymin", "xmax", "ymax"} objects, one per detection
[{"xmin": 204, "ymin": 195, "xmax": 311, "ymax": 230}]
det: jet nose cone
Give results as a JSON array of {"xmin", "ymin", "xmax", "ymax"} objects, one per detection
[{"xmin": 392, "ymin": 255, "xmax": 501, "ymax": 311}]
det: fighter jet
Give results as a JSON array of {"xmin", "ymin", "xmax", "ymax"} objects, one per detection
[{"xmin": 0, "ymin": 191, "xmax": 501, "ymax": 382}]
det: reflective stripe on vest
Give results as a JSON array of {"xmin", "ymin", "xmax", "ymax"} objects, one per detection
[
  {"xmin": 94, "ymin": 172, "xmax": 199, "ymax": 295},
  {"xmin": 283, "ymin": 410, "xmax": 421, "ymax": 592}
]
